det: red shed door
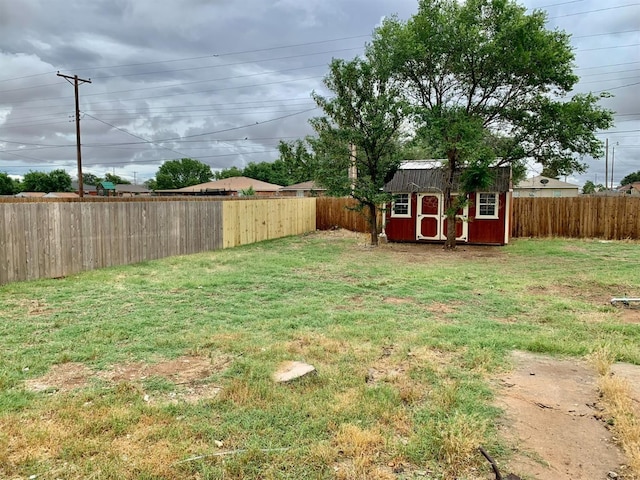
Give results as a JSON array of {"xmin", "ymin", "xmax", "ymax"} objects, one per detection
[{"xmin": 416, "ymin": 193, "xmax": 468, "ymax": 241}]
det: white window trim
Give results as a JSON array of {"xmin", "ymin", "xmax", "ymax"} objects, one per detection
[
  {"xmin": 391, "ymin": 193, "xmax": 412, "ymax": 218},
  {"xmin": 475, "ymin": 192, "xmax": 499, "ymax": 219}
]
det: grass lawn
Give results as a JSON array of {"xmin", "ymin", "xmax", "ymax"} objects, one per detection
[{"xmin": 1, "ymin": 231, "xmax": 639, "ymax": 479}]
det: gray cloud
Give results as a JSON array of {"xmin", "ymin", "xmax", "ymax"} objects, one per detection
[{"xmin": 0, "ymin": 0, "xmax": 637, "ymax": 186}]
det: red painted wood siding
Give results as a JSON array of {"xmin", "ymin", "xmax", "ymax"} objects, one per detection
[{"xmin": 385, "ymin": 192, "xmax": 509, "ymax": 245}]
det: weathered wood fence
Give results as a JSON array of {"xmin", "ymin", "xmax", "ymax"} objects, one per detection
[
  {"xmin": 511, "ymin": 196, "xmax": 640, "ymax": 240},
  {"xmin": 315, "ymin": 197, "xmax": 377, "ymax": 232},
  {"xmin": 3, "ymin": 195, "xmax": 638, "ymax": 285},
  {"xmin": 0, "ymin": 197, "xmax": 316, "ymax": 285},
  {"xmin": 317, "ymin": 196, "xmax": 640, "ymax": 240}
]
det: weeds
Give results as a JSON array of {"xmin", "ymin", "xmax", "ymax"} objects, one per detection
[{"xmin": 1, "ymin": 234, "xmax": 639, "ymax": 478}]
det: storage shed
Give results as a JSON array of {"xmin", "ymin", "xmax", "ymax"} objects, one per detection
[{"xmin": 383, "ymin": 163, "xmax": 512, "ymax": 245}]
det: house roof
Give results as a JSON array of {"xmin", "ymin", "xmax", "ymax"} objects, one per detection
[
  {"xmin": 71, "ymin": 182, "xmax": 97, "ymax": 192},
  {"xmin": 384, "ymin": 166, "xmax": 511, "ymax": 193},
  {"xmin": 618, "ymin": 182, "xmax": 640, "ymax": 191},
  {"xmin": 515, "ymin": 175, "xmax": 578, "ymax": 190},
  {"xmin": 175, "ymin": 176, "xmax": 283, "ymax": 193},
  {"xmin": 115, "ymin": 184, "xmax": 150, "ymax": 193},
  {"xmin": 279, "ymin": 181, "xmax": 325, "ymax": 191},
  {"xmin": 43, "ymin": 192, "xmax": 79, "ymax": 198},
  {"xmin": 98, "ymin": 181, "xmax": 117, "ymax": 190},
  {"xmin": 15, "ymin": 192, "xmax": 47, "ymax": 198}
]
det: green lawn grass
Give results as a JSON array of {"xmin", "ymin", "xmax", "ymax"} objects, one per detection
[{"xmin": 1, "ymin": 232, "xmax": 639, "ymax": 479}]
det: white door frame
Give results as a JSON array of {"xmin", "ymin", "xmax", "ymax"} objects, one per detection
[{"xmin": 416, "ymin": 193, "xmax": 468, "ymax": 241}]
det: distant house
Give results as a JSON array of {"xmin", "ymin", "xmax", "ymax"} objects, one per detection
[
  {"xmin": 155, "ymin": 176, "xmax": 283, "ymax": 197},
  {"xmin": 43, "ymin": 192, "xmax": 79, "ymax": 198},
  {"xmin": 115, "ymin": 184, "xmax": 151, "ymax": 197},
  {"xmin": 618, "ymin": 182, "xmax": 640, "ymax": 196},
  {"xmin": 15, "ymin": 192, "xmax": 46, "ymax": 198},
  {"xmin": 96, "ymin": 181, "xmax": 117, "ymax": 197},
  {"xmin": 71, "ymin": 181, "xmax": 97, "ymax": 196},
  {"xmin": 279, "ymin": 181, "xmax": 326, "ymax": 197},
  {"xmin": 514, "ymin": 175, "xmax": 579, "ymax": 198},
  {"xmin": 383, "ymin": 162, "xmax": 512, "ymax": 245}
]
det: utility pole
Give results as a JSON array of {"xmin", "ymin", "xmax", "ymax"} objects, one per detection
[
  {"xmin": 605, "ymin": 138, "xmax": 609, "ymax": 191},
  {"xmin": 133, "ymin": 171, "xmax": 137, "ymax": 185},
  {"xmin": 611, "ymin": 143, "xmax": 618, "ymax": 190},
  {"xmin": 57, "ymin": 72, "xmax": 91, "ymax": 197}
]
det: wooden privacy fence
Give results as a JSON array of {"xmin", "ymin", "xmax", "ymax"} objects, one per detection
[
  {"xmin": 511, "ymin": 196, "xmax": 640, "ymax": 240},
  {"xmin": 0, "ymin": 197, "xmax": 316, "ymax": 285},
  {"xmin": 316, "ymin": 196, "xmax": 640, "ymax": 241},
  {"xmin": 316, "ymin": 197, "xmax": 379, "ymax": 232}
]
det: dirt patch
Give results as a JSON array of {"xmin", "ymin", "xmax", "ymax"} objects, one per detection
[
  {"xmin": 495, "ymin": 351, "xmax": 634, "ymax": 480},
  {"xmin": 383, "ymin": 297, "xmax": 413, "ymax": 305},
  {"xmin": 615, "ymin": 303, "xmax": 640, "ymax": 324},
  {"xmin": 25, "ymin": 362, "xmax": 93, "ymax": 393},
  {"xmin": 24, "ymin": 355, "xmax": 232, "ymax": 403},
  {"xmin": 425, "ymin": 302, "xmax": 457, "ymax": 314}
]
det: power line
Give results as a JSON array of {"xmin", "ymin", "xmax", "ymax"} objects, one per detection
[
  {"xmin": 83, "ymin": 113, "xmax": 196, "ymax": 161},
  {"xmin": 577, "ymin": 43, "xmax": 640, "ymax": 53},
  {"xmin": 0, "ymin": 47, "xmax": 361, "ymax": 95},
  {"xmin": 534, "ymin": 0, "xmax": 586, "ymax": 8},
  {"xmin": 594, "ymin": 81, "xmax": 640, "ymax": 93},
  {"xmin": 0, "ymin": 34, "xmax": 371, "ymax": 84},
  {"xmin": 549, "ymin": 3, "xmax": 640, "ymax": 19},
  {"xmin": 573, "ymin": 29, "xmax": 640, "ymax": 39}
]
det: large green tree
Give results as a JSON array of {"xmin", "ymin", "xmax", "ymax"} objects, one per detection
[
  {"xmin": 82, "ymin": 173, "xmax": 102, "ymax": 186},
  {"xmin": 312, "ymin": 54, "xmax": 408, "ymax": 245},
  {"xmin": 22, "ymin": 169, "xmax": 73, "ymax": 192},
  {"xmin": 104, "ymin": 173, "xmax": 131, "ymax": 185},
  {"xmin": 214, "ymin": 166, "xmax": 243, "ymax": 180},
  {"xmin": 151, "ymin": 158, "xmax": 213, "ymax": 189},
  {"xmin": 242, "ymin": 160, "xmax": 289, "ymax": 186},
  {"xmin": 0, "ymin": 172, "xmax": 16, "ymax": 195},
  {"xmin": 276, "ymin": 139, "xmax": 320, "ymax": 184},
  {"xmin": 620, "ymin": 171, "xmax": 640, "ymax": 187},
  {"xmin": 372, "ymin": 0, "xmax": 613, "ymax": 248},
  {"xmin": 582, "ymin": 180, "xmax": 605, "ymax": 194}
]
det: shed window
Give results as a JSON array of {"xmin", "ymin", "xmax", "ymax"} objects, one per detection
[
  {"xmin": 476, "ymin": 192, "xmax": 498, "ymax": 219},
  {"xmin": 392, "ymin": 193, "xmax": 411, "ymax": 217}
]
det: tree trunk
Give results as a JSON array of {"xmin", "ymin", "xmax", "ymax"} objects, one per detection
[
  {"xmin": 368, "ymin": 203, "xmax": 379, "ymax": 246},
  {"xmin": 443, "ymin": 152, "xmax": 457, "ymax": 250}
]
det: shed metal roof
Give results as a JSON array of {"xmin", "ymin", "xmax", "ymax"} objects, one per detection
[{"xmin": 384, "ymin": 166, "xmax": 511, "ymax": 193}]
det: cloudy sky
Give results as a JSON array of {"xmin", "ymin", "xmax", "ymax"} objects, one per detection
[{"xmin": 0, "ymin": 0, "xmax": 638, "ymax": 187}]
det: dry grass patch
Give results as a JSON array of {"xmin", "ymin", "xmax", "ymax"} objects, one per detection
[
  {"xmin": 332, "ymin": 424, "xmax": 395, "ymax": 480},
  {"xmin": 0, "ymin": 397, "xmax": 212, "ymax": 479},
  {"xmin": 592, "ymin": 348, "xmax": 640, "ymax": 478}
]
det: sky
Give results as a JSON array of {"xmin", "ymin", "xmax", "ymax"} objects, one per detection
[{"xmin": 0, "ymin": 0, "xmax": 638, "ymax": 187}]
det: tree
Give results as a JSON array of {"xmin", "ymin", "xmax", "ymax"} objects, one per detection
[
  {"xmin": 214, "ymin": 166, "xmax": 244, "ymax": 180},
  {"xmin": 312, "ymin": 53, "xmax": 408, "ymax": 246},
  {"xmin": 0, "ymin": 172, "xmax": 16, "ymax": 195},
  {"xmin": 582, "ymin": 180, "xmax": 605, "ymax": 194},
  {"xmin": 152, "ymin": 158, "xmax": 213, "ymax": 189},
  {"xmin": 82, "ymin": 173, "xmax": 102, "ymax": 186},
  {"xmin": 22, "ymin": 169, "xmax": 72, "ymax": 192},
  {"xmin": 104, "ymin": 173, "xmax": 131, "ymax": 185},
  {"xmin": 372, "ymin": 0, "xmax": 613, "ymax": 248},
  {"xmin": 242, "ymin": 161, "xmax": 286, "ymax": 185},
  {"xmin": 277, "ymin": 139, "xmax": 320, "ymax": 184},
  {"xmin": 619, "ymin": 171, "xmax": 640, "ymax": 187}
]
